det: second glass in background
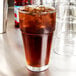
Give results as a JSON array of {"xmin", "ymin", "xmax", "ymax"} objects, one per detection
[
  {"xmin": 54, "ymin": 0, "xmax": 76, "ymax": 55},
  {"xmin": 0, "ymin": 0, "xmax": 8, "ymax": 33}
]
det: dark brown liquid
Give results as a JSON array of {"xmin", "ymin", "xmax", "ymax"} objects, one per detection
[{"xmin": 19, "ymin": 6, "xmax": 56, "ymax": 67}]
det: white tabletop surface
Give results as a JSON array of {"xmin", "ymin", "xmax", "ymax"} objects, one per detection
[{"xmin": 0, "ymin": 9, "xmax": 76, "ymax": 76}]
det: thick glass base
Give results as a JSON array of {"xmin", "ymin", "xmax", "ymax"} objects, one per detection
[{"xmin": 26, "ymin": 65, "xmax": 49, "ymax": 72}]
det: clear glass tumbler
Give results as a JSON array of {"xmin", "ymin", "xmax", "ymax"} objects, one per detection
[
  {"xmin": 19, "ymin": 0, "xmax": 56, "ymax": 72},
  {"xmin": 54, "ymin": 0, "xmax": 76, "ymax": 55},
  {"xmin": 0, "ymin": 0, "xmax": 8, "ymax": 33}
]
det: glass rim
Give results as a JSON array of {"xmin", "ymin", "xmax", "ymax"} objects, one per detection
[{"xmin": 18, "ymin": 5, "xmax": 56, "ymax": 14}]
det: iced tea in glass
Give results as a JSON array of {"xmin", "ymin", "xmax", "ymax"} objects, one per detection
[{"xmin": 19, "ymin": 5, "xmax": 56, "ymax": 72}]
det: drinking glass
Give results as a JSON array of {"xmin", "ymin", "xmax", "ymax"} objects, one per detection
[
  {"xmin": 54, "ymin": 0, "xmax": 76, "ymax": 55},
  {"xmin": 0, "ymin": 0, "xmax": 8, "ymax": 33},
  {"xmin": 19, "ymin": 0, "xmax": 56, "ymax": 72}
]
